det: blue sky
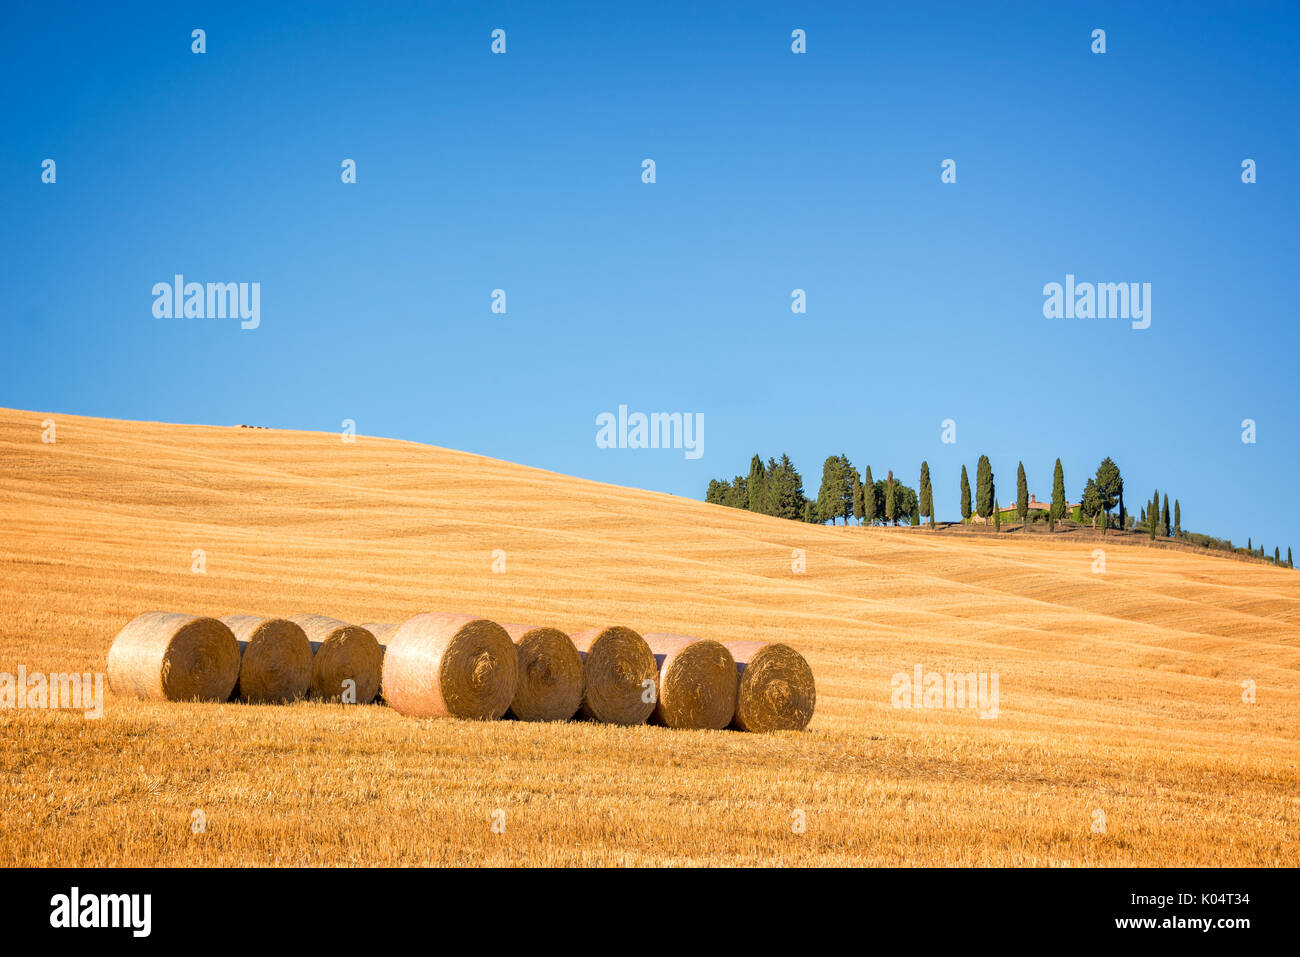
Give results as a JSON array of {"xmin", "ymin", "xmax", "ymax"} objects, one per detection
[{"xmin": 2, "ymin": 1, "xmax": 1297, "ymax": 551}]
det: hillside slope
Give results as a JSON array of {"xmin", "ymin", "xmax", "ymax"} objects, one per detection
[{"xmin": 1, "ymin": 407, "xmax": 1297, "ymax": 866}]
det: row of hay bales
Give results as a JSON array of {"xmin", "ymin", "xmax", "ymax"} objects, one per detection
[{"xmin": 105, "ymin": 611, "xmax": 816, "ymax": 732}]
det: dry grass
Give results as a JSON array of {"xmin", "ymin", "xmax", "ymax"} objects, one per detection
[{"xmin": 0, "ymin": 407, "xmax": 1297, "ymax": 866}]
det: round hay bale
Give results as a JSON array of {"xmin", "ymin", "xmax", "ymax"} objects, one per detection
[
  {"xmin": 106, "ymin": 611, "xmax": 240, "ymax": 702},
  {"xmin": 500, "ymin": 624, "xmax": 584, "ymax": 722},
  {"xmin": 382, "ymin": 613, "xmax": 518, "ymax": 720},
  {"xmin": 361, "ymin": 622, "xmax": 398, "ymax": 703},
  {"xmin": 289, "ymin": 614, "xmax": 382, "ymax": 704},
  {"xmin": 642, "ymin": 633, "xmax": 737, "ymax": 730},
  {"xmin": 724, "ymin": 640, "xmax": 816, "ymax": 733},
  {"xmin": 569, "ymin": 626, "xmax": 657, "ymax": 726},
  {"xmin": 220, "ymin": 615, "xmax": 312, "ymax": 704}
]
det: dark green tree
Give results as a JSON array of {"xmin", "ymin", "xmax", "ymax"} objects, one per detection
[
  {"xmin": 919, "ymin": 461, "xmax": 933, "ymax": 524},
  {"xmin": 837, "ymin": 454, "xmax": 857, "ymax": 524},
  {"xmin": 1016, "ymin": 462, "xmax": 1029, "ymax": 530},
  {"xmin": 765, "ymin": 454, "xmax": 808, "ymax": 520},
  {"xmin": 975, "ymin": 455, "xmax": 994, "ymax": 521},
  {"xmin": 1094, "ymin": 457, "xmax": 1123, "ymax": 531},
  {"xmin": 861, "ymin": 465, "xmax": 877, "ymax": 525},
  {"xmin": 722, "ymin": 475, "xmax": 748, "ymax": 510},
  {"xmin": 885, "ymin": 470, "xmax": 898, "ymax": 525},
  {"xmin": 1288, "ymin": 547, "xmax": 1293, "ymax": 569},
  {"xmin": 1081, "ymin": 477, "xmax": 1103, "ymax": 528},
  {"xmin": 993, "ymin": 500, "xmax": 1001, "ymax": 532},
  {"xmin": 868, "ymin": 476, "xmax": 917, "ymax": 527},
  {"xmin": 705, "ymin": 479, "xmax": 724, "ymax": 505},
  {"xmin": 815, "ymin": 456, "xmax": 843, "ymax": 524},
  {"xmin": 746, "ymin": 455, "xmax": 767, "ymax": 514},
  {"xmin": 960, "ymin": 465, "xmax": 972, "ymax": 524},
  {"xmin": 1051, "ymin": 458, "xmax": 1067, "ymax": 523},
  {"xmin": 1161, "ymin": 494, "xmax": 1170, "ymax": 537}
]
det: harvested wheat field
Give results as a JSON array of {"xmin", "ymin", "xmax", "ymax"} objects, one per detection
[{"xmin": 1, "ymin": 407, "xmax": 1297, "ymax": 867}]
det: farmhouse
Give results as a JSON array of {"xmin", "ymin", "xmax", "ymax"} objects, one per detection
[{"xmin": 997, "ymin": 495, "xmax": 1079, "ymax": 518}]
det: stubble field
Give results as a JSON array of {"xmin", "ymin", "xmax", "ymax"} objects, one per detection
[{"xmin": 1, "ymin": 407, "xmax": 1296, "ymax": 866}]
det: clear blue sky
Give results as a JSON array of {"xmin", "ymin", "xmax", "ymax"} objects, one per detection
[{"xmin": 3, "ymin": 1, "xmax": 1297, "ymax": 552}]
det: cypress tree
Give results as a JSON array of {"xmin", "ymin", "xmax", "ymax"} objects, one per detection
[
  {"xmin": 765, "ymin": 453, "xmax": 808, "ymax": 520},
  {"xmin": 975, "ymin": 455, "xmax": 994, "ymax": 521},
  {"xmin": 705, "ymin": 479, "xmax": 722, "ymax": 504},
  {"xmin": 1289, "ymin": 547, "xmax": 1293, "ymax": 569},
  {"xmin": 1082, "ymin": 477, "xmax": 1102, "ymax": 528},
  {"xmin": 1248, "ymin": 537, "xmax": 1252, "ymax": 551},
  {"xmin": 919, "ymin": 462, "xmax": 933, "ymax": 524},
  {"xmin": 1161, "ymin": 494, "xmax": 1170, "ymax": 537},
  {"xmin": 960, "ymin": 465, "xmax": 972, "ymax": 524},
  {"xmin": 862, "ymin": 465, "xmax": 877, "ymax": 525},
  {"xmin": 1016, "ymin": 462, "xmax": 1029, "ymax": 530},
  {"xmin": 747, "ymin": 454, "xmax": 767, "ymax": 513},
  {"xmin": 1275, "ymin": 547, "xmax": 1280, "ymax": 564},
  {"xmin": 1094, "ymin": 457, "xmax": 1123, "ymax": 530},
  {"xmin": 1051, "ymin": 458, "xmax": 1066, "ymax": 524},
  {"xmin": 993, "ymin": 500, "xmax": 1001, "ymax": 532},
  {"xmin": 1149, "ymin": 509, "xmax": 1157, "ymax": 539},
  {"xmin": 1174, "ymin": 499, "xmax": 1181, "ymax": 537},
  {"xmin": 816, "ymin": 456, "xmax": 843, "ymax": 525},
  {"xmin": 885, "ymin": 470, "xmax": 897, "ymax": 525},
  {"xmin": 837, "ymin": 454, "xmax": 857, "ymax": 524},
  {"xmin": 844, "ymin": 466, "xmax": 860, "ymax": 525}
]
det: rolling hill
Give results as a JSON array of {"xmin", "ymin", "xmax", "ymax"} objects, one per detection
[{"xmin": 1, "ymin": 407, "xmax": 1296, "ymax": 866}]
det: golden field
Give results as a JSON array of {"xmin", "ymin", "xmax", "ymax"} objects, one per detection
[{"xmin": 1, "ymin": 407, "xmax": 1297, "ymax": 866}]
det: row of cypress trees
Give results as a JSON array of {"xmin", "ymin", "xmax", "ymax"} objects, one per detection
[{"xmin": 705, "ymin": 453, "xmax": 1293, "ymax": 567}]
